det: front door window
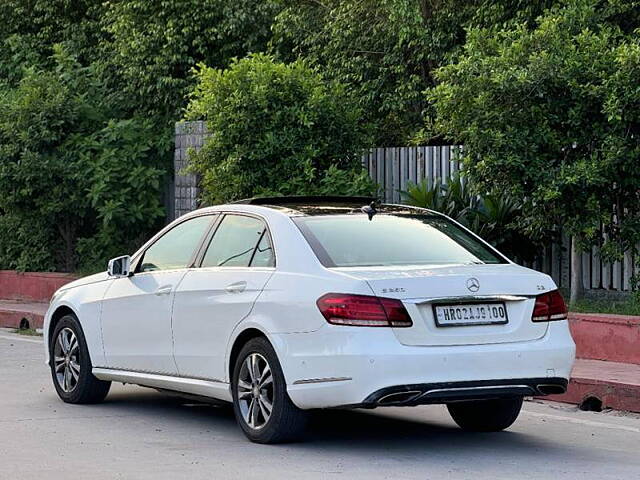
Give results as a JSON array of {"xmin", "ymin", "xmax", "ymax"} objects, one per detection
[{"xmin": 139, "ymin": 215, "xmax": 213, "ymax": 272}]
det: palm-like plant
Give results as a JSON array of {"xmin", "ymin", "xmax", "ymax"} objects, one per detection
[
  {"xmin": 401, "ymin": 179, "xmax": 446, "ymax": 212},
  {"xmin": 400, "ymin": 174, "xmax": 541, "ymax": 261},
  {"xmin": 400, "ymin": 174, "xmax": 476, "ymax": 224}
]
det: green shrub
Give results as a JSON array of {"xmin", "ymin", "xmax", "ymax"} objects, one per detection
[
  {"xmin": 75, "ymin": 118, "xmax": 167, "ymax": 273},
  {"xmin": 185, "ymin": 54, "xmax": 375, "ymax": 204},
  {"xmin": 0, "ymin": 50, "xmax": 167, "ymax": 272}
]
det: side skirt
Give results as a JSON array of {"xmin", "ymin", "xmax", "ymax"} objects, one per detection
[{"xmin": 92, "ymin": 367, "xmax": 232, "ymax": 402}]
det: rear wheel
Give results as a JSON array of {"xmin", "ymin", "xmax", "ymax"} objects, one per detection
[
  {"xmin": 50, "ymin": 314, "xmax": 111, "ymax": 404},
  {"xmin": 231, "ymin": 337, "xmax": 309, "ymax": 443},
  {"xmin": 447, "ymin": 397, "xmax": 523, "ymax": 432}
]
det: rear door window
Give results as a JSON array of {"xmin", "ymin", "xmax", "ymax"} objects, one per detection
[{"xmin": 201, "ymin": 215, "xmax": 274, "ymax": 268}]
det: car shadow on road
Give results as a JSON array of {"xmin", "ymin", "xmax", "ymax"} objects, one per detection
[
  {"xmin": 302, "ymin": 408, "xmax": 564, "ymax": 455},
  {"xmin": 100, "ymin": 386, "xmax": 578, "ymax": 459}
]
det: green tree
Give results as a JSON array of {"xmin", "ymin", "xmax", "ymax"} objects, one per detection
[
  {"xmin": 0, "ymin": 53, "xmax": 97, "ymax": 271},
  {"xmin": 429, "ymin": 0, "xmax": 640, "ymax": 302},
  {"xmin": 0, "ymin": 51, "xmax": 166, "ymax": 272},
  {"xmin": 185, "ymin": 54, "xmax": 375, "ymax": 204},
  {"xmin": 74, "ymin": 117, "xmax": 167, "ymax": 272},
  {"xmin": 0, "ymin": 1, "xmax": 285, "ymax": 273},
  {"xmin": 271, "ymin": 0, "xmax": 557, "ymax": 146},
  {"xmin": 103, "ymin": 0, "xmax": 281, "ymax": 120},
  {"xmin": 0, "ymin": 0, "xmax": 105, "ymax": 84}
]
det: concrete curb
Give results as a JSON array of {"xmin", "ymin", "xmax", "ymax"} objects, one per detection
[
  {"xmin": 568, "ymin": 313, "xmax": 640, "ymax": 365},
  {"xmin": 544, "ymin": 360, "xmax": 640, "ymax": 413}
]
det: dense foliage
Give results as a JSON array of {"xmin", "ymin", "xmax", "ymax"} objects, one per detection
[
  {"xmin": 271, "ymin": 0, "xmax": 556, "ymax": 146},
  {"xmin": 0, "ymin": 0, "xmax": 280, "ymax": 272},
  {"xmin": 185, "ymin": 54, "xmax": 375, "ymax": 204},
  {"xmin": 0, "ymin": 0, "xmax": 105, "ymax": 83},
  {"xmin": 104, "ymin": 0, "xmax": 280, "ymax": 119},
  {"xmin": 429, "ymin": 0, "xmax": 640, "ymax": 261},
  {"xmin": 0, "ymin": 52, "xmax": 166, "ymax": 272},
  {"xmin": 2, "ymin": 0, "xmax": 639, "ymax": 289}
]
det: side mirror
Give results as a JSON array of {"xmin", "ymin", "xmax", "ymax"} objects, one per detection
[{"xmin": 107, "ymin": 255, "xmax": 132, "ymax": 277}]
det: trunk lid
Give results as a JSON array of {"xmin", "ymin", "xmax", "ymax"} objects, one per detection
[{"xmin": 333, "ymin": 264, "xmax": 551, "ymax": 346}]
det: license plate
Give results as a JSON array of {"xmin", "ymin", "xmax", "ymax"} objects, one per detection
[{"xmin": 433, "ymin": 303, "xmax": 508, "ymax": 327}]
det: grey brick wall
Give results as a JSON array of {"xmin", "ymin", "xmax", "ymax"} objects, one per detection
[{"xmin": 173, "ymin": 121, "xmax": 207, "ymax": 220}]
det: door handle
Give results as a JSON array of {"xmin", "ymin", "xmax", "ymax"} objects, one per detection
[
  {"xmin": 155, "ymin": 286, "xmax": 173, "ymax": 296},
  {"xmin": 225, "ymin": 281, "xmax": 247, "ymax": 294}
]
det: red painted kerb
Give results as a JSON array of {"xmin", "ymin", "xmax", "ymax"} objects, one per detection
[
  {"xmin": 568, "ymin": 312, "xmax": 640, "ymax": 365},
  {"xmin": 0, "ymin": 270, "xmax": 78, "ymax": 303}
]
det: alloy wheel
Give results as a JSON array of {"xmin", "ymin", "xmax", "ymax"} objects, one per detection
[
  {"xmin": 236, "ymin": 353, "xmax": 273, "ymax": 430},
  {"xmin": 53, "ymin": 327, "xmax": 80, "ymax": 393}
]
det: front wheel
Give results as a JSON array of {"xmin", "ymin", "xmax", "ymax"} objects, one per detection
[
  {"xmin": 50, "ymin": 314, "xmax": 111, "ymax": 404},
  {"xmin": 231, "ymin": 337, "xmax": 309, "ymax": 443},
  {"xmin": 447, "ymin": 397, "xmax": 523, "ymax": 432}
]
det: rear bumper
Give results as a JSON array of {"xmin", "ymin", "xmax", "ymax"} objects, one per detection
[
  {"xmin": 361, "ymin": 377, "xmax": 568, "ymax": 407},
  {"xmin": 271, "ymin": 321, "xmax": 576, "ymax": 409}
]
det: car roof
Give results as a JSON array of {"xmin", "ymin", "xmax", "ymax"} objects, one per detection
[{"xmin": 228, "ymin": 196, "xmax": 437, "ymax": 217}]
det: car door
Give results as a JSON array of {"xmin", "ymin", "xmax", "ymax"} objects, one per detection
[
  {"xmin": 172, "ymin": 213, "xmax": 276, "ymax": 381},
  {"xmin": 100, "ymin": 214, "xmax": 215, "ymax": 374}
]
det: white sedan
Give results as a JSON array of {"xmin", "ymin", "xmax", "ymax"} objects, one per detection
[{"xmin": 44, "ymin": 197, "xmax": 575, "ymax": 443}]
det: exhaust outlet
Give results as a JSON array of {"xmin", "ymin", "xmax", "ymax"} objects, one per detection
[
  {"xmin": 377, "ymin": 390, "xmax": 422, "ymax": 405},
  {"xmin": 537, "ymin": 384, "xmax": 566, "ymax": 395}
]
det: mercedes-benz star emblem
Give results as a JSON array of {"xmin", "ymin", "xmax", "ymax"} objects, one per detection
[{"xmin": 466, "ymin": 277, "xmax": 480, "ymax": 293}]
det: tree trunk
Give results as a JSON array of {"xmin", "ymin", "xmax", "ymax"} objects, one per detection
[
  {"xmin": 570, "ymin": 236, "xmax": 584, "ymax": 305},
  {"xmin": 58, "ymin": 218, "xmax": 76, "ymax": 273}
]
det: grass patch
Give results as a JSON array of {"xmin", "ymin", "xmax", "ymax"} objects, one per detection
[
  {"xmin": 570, "ymin": 297, "xmax": 640, "ymax": 316},
  {"xmin": 13, "ymin": 328, "xmax": 42, "ymax": 336}
]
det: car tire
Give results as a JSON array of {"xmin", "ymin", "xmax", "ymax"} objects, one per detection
[
  {"xmin": 447, "ymin": 397, "xmax": 523, "ymax": 432},
  {"xmin": 50, "ymin": 314, "xmax": 111, "ymax": 404},
  {"xmin": 231, "ymin": 337, "xmax": 309, "ymax": 443}
]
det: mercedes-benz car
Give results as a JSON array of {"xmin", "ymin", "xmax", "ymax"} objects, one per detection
[{"xmin": 44, "ymin": 196, "xmax": 575, "ymax": 443}]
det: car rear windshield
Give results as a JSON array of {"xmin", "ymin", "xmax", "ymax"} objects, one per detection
[{"xmin": 293, "ymin": 214, "xmax": 507, "ymax": 267}]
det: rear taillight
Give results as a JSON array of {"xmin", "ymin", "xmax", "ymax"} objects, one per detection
[
  {"xmin": 316, "ymin": 293, "xmax": 412, "ymax": 327},
  {"xmin": 532, "ymin": 289, "xmax": 568, "ymax": 322}
]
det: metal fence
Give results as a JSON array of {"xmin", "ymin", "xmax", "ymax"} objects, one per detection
[
  {"xmin": 363, "ymin": 146, "xmax": 462, "ymax": 203},
  {"xmin": 173, "ymin": 123, "xmax": 636, "ymax": 294}
]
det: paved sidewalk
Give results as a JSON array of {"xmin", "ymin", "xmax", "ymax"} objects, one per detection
[
  {"xmin": 548, "ymin": 359, "xmax": 640, "ymax": 413},
  {"xmin": 0, "ymin": 299, "xmax": 48, "ymax": 329},
  {"xmin": 573, "ymin": 359, "xmax": 640, "ymax": 387},
  {"xmin": 0, "ymin": 300, "xmax": 48, "ymax": 314}
]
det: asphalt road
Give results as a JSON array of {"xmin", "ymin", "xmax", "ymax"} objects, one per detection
[{"xmin": 1, "ymin": 329, "xmax": 639, "ymax": 480}]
